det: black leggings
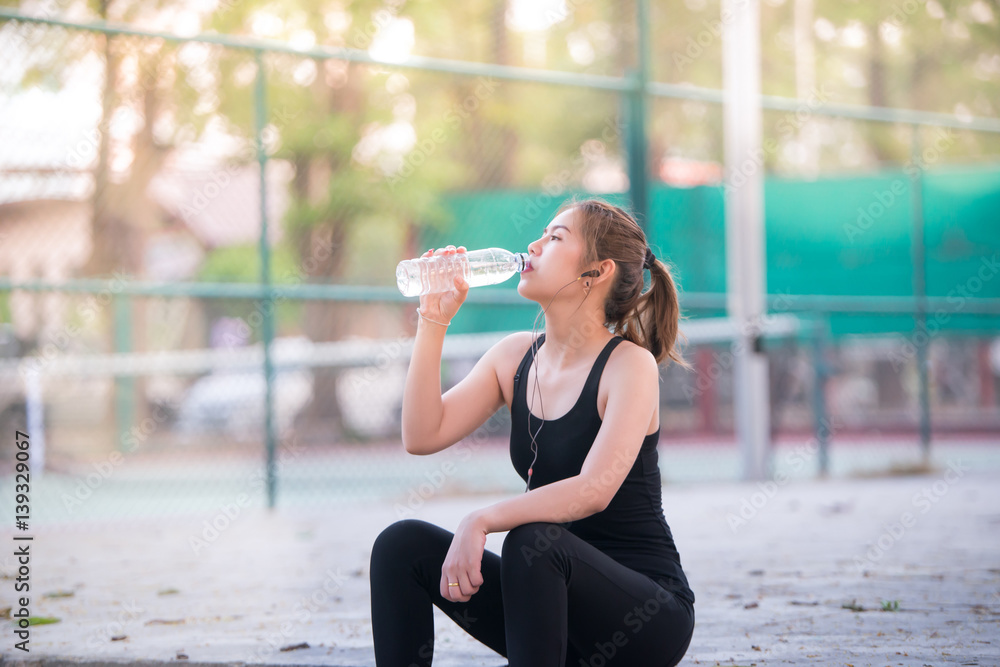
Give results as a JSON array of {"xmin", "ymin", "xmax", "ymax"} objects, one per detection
[{"xmin": 370, "ymin": 518, "xmax": 694, "ymax": 667}]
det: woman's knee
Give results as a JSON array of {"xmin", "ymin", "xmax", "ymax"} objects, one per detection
[
  {"xmin": 501, "ymin": 521, "xmax": 568, "ymax": 568},
  {"xmin": 371, "ymin": 518, "xmax": 439, "ymax": 563}
]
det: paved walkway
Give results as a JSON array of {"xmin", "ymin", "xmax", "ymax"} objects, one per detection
[{"xmin": 2, "ymin": 464, "xmax": 999, "ymax": 666}]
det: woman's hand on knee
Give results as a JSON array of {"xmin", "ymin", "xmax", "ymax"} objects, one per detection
[
  {"xmin": 440, "ymin": 513, "xmax": 489, "ymax": 602},
  {"xmin": 440, "ymin": 568, "xmax": 483, "ymax": 603}
]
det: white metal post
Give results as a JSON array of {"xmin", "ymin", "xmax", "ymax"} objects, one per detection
[{"xmin": 723, "ymin": 0, "xmax": 771, "ymax": 480}]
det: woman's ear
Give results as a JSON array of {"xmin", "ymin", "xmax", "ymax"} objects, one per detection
[{"xmin": 599, "ymin": 258, "xmax": 616, "ymax": 279}]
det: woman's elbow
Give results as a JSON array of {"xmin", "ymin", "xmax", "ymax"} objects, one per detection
[
  {"xmin": 402, "ymin": 434, "xmax": 425, "ymax": 455},
  {"xmin": 402, "ymin": 431, "xmax": 439, "ymax": 455}
]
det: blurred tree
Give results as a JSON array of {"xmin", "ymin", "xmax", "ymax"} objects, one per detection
[
  {"xmin": 645, "ymin": 0, "xmax": 999, "ymax": 173},
  {"xmin": 4, "ymin": 0, "xmax": 997, "ymax": 446}
]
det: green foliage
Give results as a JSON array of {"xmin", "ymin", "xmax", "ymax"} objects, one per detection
[
  {"xmin": 841, "ymin": 598, "xmax": 865, "ymax": 611},
  {"xmin": 197, "ymin": 243, "xmax": 300, "ymax": 284},
  {"xmin": 4, "ymin": 0, "xmax": 997, "ymax": 327},
  {"xmin": 197, "ymin": 243, "xmax": 303, "ymax": 335},
  {"xmin": 25, "ymin": 616, "xmax": 61, "ymax": 625}
]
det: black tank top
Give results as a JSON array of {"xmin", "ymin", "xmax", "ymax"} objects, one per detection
[{"xmin": 510, "ymin": 333, "xmax": 695, "ymax": 606}]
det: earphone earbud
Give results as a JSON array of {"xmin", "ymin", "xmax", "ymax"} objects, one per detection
[{"xmin": 579, "ymin": 270, "xmax": 600, "ymax": 279}]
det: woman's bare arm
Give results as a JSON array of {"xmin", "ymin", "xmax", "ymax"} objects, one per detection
[
  {"xmin": 472, "ymin": 343, "xmax": 660, "ymax": 532},
  {"xmin": 401, "ymin": 328, "xmax": 526, "ymax": 455}
]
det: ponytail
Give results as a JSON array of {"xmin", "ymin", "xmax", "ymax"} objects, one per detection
[
  {"xmin": 560, "ymin": 197, "xmax": 689, "ymax": 369},
  {"xmin": 619, "ymin": 252, "xmax": 690, "ymax": 369}
]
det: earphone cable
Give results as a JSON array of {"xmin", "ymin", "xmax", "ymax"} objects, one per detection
[{"xmin": 524, "ymin": 273, "xmax": 594, "ymax": 493}]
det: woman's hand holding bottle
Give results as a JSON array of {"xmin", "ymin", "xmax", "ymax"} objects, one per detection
[{"xmin": 418, "ymin": 245, "xmax": 468, "ymax": 326}]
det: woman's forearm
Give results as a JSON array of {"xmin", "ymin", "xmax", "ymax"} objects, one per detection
[
  {"xmin": 401, "ymin": 317, "xmax": 448, "ymax": 454},
  {"xmin": 475, "ymin": 476, "xmax": 603, "ymax": 535}
]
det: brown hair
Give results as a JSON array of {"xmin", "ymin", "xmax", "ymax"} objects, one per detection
[{"xmin": 558, "ymin": 197, "xmax": 690, "ymax": 369}]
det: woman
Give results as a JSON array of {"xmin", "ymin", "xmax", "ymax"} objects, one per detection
[{"xmin": 370, "ymin": 198, "xmax": 695, "ymax": 666}]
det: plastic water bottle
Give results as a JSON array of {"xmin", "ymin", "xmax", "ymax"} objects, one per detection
[{"xmin": 396, "ymin": 247, "xmax": 531, "ymax": 297}]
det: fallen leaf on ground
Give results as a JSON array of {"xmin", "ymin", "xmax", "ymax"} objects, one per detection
[{"xmin": 280, "ymin": 642, "xmax": 310, "ymax": 651}]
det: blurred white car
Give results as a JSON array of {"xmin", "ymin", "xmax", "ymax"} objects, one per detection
[{"xmin": 175, "ymin": 336, "xmax": 314, "ymax": 443}]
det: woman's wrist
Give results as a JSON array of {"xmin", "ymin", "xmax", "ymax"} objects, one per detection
[
  {"xmin": 417, "ymin": 308, "xmax": 451, "ymax": 328},
  {"xmin": 463, "ymin": 509, "xmax": 490, "ymax": 536}
]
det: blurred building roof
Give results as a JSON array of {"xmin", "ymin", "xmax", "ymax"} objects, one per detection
[{"xmin": 147, "ymin": 150, "xmax": 294, "ymax": 249}]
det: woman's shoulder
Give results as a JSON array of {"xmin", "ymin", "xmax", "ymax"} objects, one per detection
[
  {"xmin": 492, "ymin": 330, "xmax": 540, "ymax": 356},
  {"xmin": 510, "ymin": 331, "xmax": 544, "ymax": 366},
  {"xmin": 489, "ymin": 331, "xmax": 655, "ymax": 371},
  {"xmin": 606, "ymin": 336, "xmax": 659, "ymax": 377},
  {"xmin": 481, "ymin": 331, "xmax": 537, "ymax": 372},
  {"xmin": 484, "ymin": 332, "xmax": 539, "ymax": 402}
]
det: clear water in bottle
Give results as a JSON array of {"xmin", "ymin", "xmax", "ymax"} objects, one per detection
[{"xmin": 396, "ymin": 247, "xmax": 530, "ymax": 297}]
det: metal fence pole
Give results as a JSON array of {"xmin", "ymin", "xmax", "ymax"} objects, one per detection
[
  {"xmin": 254, "ymin": 49, "xmax": 278, "ymax": 509},
  {"xmin": 810, "ymin": 316, "xmax": 830, "ymax": 476},
  {"xmin": 626, "ymin": 0, "xmax": 650, "ymax": 232},
  {"xmin": 910, "ymin": 124, "xmax": 932, "ymax": 461},
  {"xmin": 113, "ymin": 293, "xmax": 134, "ymax": 452}
]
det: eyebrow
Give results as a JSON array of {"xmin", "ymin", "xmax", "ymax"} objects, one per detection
[{"xmin": 542, "ymin": 224, "xmax": 571, "ymax": 235}]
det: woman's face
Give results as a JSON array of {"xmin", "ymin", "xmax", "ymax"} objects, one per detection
[{"xmin": 517, "ymin": 207, "xmax": 585, "ymax": 299}]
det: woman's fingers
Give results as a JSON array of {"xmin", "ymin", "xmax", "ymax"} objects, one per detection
[
  {"xmin": 426, "ymin": 245, "xmax": 463, "ymax": 256},
  {"xmin": 441, "ymin": 572, "xmax": 460, "ymax": 600},
  {"xmin": 456, "ymin": 570, "xmax": 476, "ymax": 601},
  {"xmin": 442, "ymin": 570, "xmax": 477, "ymax": 602}
]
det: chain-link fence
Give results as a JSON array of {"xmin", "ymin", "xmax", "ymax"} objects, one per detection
[{"xmin": 1, "ymin": 2, "xmax": 999, "ymax": 526}]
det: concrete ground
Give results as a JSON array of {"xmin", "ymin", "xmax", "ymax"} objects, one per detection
[{"xmin": 1, "ymin": 464, "xmax": 999, "ymax": 666}]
